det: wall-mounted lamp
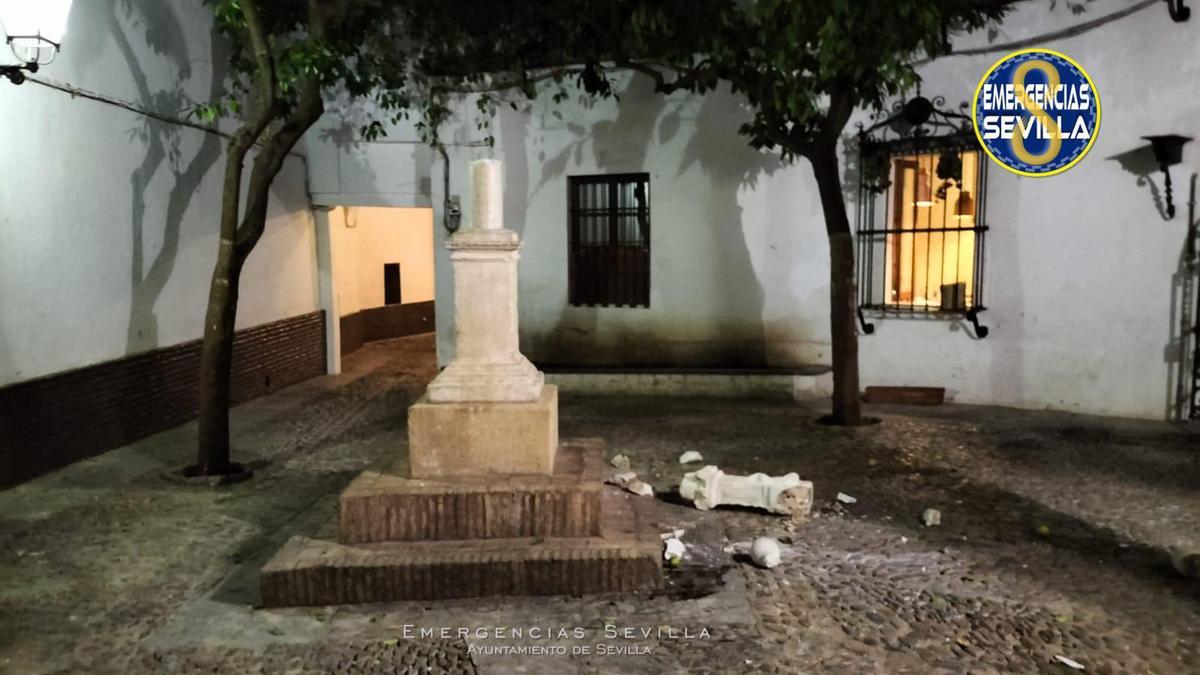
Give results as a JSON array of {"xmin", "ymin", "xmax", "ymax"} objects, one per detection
[
  {"xmin": 954, "ymin": 191, "xmax": 975, "ymax": 221},
  {"xmin": 1142, "ymin": 134, "xmax": 1192, "ymax": 219},
  {"xmin": 0, "ymin": 0, "xmax": 74, "ymax": 84},
  {"xmin": 1167, "ymin": 0, "xmax": 1191, "ymax": 22}
]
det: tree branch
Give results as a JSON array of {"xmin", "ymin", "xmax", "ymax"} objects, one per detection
[
  {"xmin": 818, "ymin": 84, "xmax": 855, "ymax": 148},
  {"xmin": 241, "ymin": 0, "xmax": 278, "ymax": 110}
]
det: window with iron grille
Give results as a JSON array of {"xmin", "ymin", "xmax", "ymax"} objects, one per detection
[
  {"xmin": 855, "ymin": 96, "xmax": 990, "ymax": 337},
  {"xmin": 567, "ymin": 173, "xmax": 651, "ymax": 307}
]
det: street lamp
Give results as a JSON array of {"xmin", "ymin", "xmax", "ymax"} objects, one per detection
[
  {"xmin": 1142, "ymin": 134, "xmax": 1192, "ymax": 219},
  {"xmin": 0, "ymin": 0, "xmax": 74, "ymax": 84}
]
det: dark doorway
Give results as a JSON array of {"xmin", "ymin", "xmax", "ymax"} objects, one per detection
[{"xmin": 384, "ymin": 263, "xmax": 402, "ymax": 305}]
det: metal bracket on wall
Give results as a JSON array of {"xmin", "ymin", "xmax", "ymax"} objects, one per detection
[
  {"xmin": 1, "ymin": 61, "xmax": 35, "ymax": 85},
  {"xmin": 965, "ymin": 308, "xmax": 990, "ymax": 339},
  {"xmin": 857, "ymin": 309, "xmax": 876, "ymax": 335},
  {"xmin": 1168, "ymin": 0, "xmax": 1191, "ymax": 22}
]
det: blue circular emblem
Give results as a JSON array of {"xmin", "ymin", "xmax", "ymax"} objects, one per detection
[{"xmin": 972, "ymin": 49, "xmax": 1100, "ymax": 176}]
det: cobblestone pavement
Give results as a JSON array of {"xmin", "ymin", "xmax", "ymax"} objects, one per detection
[{"xmin": 2, "ymin": 334, "xmax": 1199, "ymax": 674}]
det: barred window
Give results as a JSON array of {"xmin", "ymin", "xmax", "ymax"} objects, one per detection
[
  {"xmin": 855, "ymin": 97, "xmax": 990, "ymax": 336},
  {"xmin": 567, "ymin": 173, "xmax": 651, "ymax": 307},
  {"xmin": 864, "ymin": 148, "xmax": 984, "ymax": 310}
]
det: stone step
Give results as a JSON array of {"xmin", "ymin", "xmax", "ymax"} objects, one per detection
[
  {"xmin": 543, "ymin": 367, "xmax": 832, "ymax": 401},
  {"xmin": 339, "ymin": 438, "xmax": 607, "ymax": 544},
  {"xmin": 261, "ymin": 489, "xmax": 662, "ymax": 607}
]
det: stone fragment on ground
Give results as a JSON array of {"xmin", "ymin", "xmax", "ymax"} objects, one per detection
[
  {"xmin": 679, "ymin": 465, "xmax": 810, "ymax": 515},
  {"xmin": 836, "ymin": 492, "xmax": 857, "ymax": 504},
  {"xmin": 678, "ymin": 450, "xmax": 703, "ymax": 464},
  {"xmin": 606, "ymin": 470, "xmax": 637, "ymax": 488},
  {"xmin": 663, "ymin": 537, "xmax": 686, "ymax": 568},
  {"xmin": 750, "ymin": 537, "xmax": 782, "ymax": 569},
  {"xmin": 1054, "ymin": 654, "xmax": 1086, "ymax": 670},
  {"xmin": 626, "ymin": 479, "xmax": 654, "ymax": 497},
  {"xmin": 610, "ymin": 453, "xmax": 630, "ymax": 469},
  {"xmin": 1169, "ymin": 547, "xmax": 1200, "ymax": 578},
  {"xmin": 922, "ymin": 508, "xmax": 941, "ymax": 527},
  {"xmin": 779, "ymin": 485, "xmax": 814, "ymax": 523}
]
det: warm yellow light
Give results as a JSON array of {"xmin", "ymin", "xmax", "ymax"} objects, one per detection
[
  {"xmin": 954, "ymin": 190, "xmax": 975, "ymax": 220},
  {"xmin": 914, "ymin": 167, "xmax": 933, "ymax": 207}
]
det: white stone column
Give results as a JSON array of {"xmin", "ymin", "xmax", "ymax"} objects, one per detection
[{"xmin": 425, "ymin": 160, "xmax": 544, "ymax": 403}]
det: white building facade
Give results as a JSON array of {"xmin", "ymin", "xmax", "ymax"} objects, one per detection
[
  {"xmin": 408, "ymin": 0, "xmax": 1199, "ymax": 421},
  {"xmin": 2, "ymin": 0, "xmax": 1198, "ymax": 487}
]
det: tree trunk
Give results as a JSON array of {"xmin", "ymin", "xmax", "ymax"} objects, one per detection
[
  {"xmin": 193, "ymin": 80, "xmax": 324, "ymax": 475},
  {"xmin": 195, "ymin": 159, "xmax": 251, "ymax": 475},
  {"xmin": 810, "ymin": 140, "xmax": 863, "ymax": 425}
]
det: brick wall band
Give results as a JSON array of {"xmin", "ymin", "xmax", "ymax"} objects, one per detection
[
  {"xmin": 0, "ymin": 311, "xmax": 327, "ymax": 488},
  {"xmin": 340, "ymin": 301, "xmax": 435, "ymax": 357}
]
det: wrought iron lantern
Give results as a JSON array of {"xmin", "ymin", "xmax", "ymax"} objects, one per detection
[
  {"xmin": 1142, "ymin": 134, "xmax": 1192, "ymax": 219},
  {"xmin": 0, "ymin": 0, "xmax": 74, "ymax": 84}
]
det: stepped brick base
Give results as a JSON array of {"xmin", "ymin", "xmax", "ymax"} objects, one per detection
[
  {"xmin": 340, "ymin": 439, "xmax": 606, "ymax": 544},
  {"xmin": 261, "ymin": 488, "xmax": 661, "ymax": 607},
  {"xmin": 260, "ymin": 437, "xmax": 662, "ymax": 607}
]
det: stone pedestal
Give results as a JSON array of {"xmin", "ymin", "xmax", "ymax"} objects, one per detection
[
  {"xmin": 408, "ymin": 386, "xmax": 558, "ymax": 478},
  {"xmin": 425, "ymin": 228, "xmax": 544, "ymax": 404},
  {"xmin": 259, "ymin": 160, "xmax": 661, "ymax": 606}
]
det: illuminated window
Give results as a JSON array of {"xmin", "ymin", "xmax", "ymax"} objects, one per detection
[
  {"xmin": 879, "ymin": 149, "xmax": 982, "ymax": 310},
  {"xmin": 855, "ymin": 96, "xmax": 989, "ymax": 334}
]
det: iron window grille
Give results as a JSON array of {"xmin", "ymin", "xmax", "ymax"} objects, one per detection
[
  {"xmin": 568, "ymin": 173, "xmax": 651, "ymax": 307},
  {"xmin": 856, "ymin": 96, "xmax": 990, "ymax": 338}
]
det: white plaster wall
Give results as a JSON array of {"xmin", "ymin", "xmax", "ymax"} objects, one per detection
[
  {"xmin": 303, "ymin": 99, "xmax": 435, "ymax": 208},
  {"xmin": 431, "ymin": 77, "xmax": 822, "ymax": 370},
  {"xmin": 271, "ymin": 0, "xmax": 1195, "ymax": 419},
  {"xmin": 426, "ymin": 0, "xmax": 1200, "ymax": 419},
  {"xmin": 0, "ymin": 0, "xmax": 318, "ymax": 386},
  {"xmin": 854, "ymin": 0, "xmax": 1200, "ymax": 419}
]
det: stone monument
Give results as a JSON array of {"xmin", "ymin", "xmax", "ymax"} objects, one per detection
[
  {"xmin": 260, "ymin": 160, "xmax": 661, "ymax": 606},
  {"xmin": 408, "ymin": 160, "xmax": 557, "ymax": 477}
]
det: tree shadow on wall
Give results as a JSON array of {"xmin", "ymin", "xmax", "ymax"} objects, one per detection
[
  {"xmin": 115, "ymin": 0, "xmax": 225, "ymax": 354},
  {"xmin": 534, "ymin": 74, "xmax": 780, "ymax": 367}
]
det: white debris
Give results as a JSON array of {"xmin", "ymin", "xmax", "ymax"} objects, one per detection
[
  {"xmin": 606, "ymin": 470, "xmax": 637, "ymax": 488},
  {"xmin": 626, "ymin": 479, "xmax": 654, "ymax": 497},
  {"xmin": 663, "ymin": 537, "xmax": 686, "ymax": 563},
  {"xmin": 750, "ymin": 537, "xmax": 782, "ymax": 569},
  {"xmin": 678, "ymin": 450, "xmax": 704, "ymax": 464},
  {"xmin": 836, "ymin": 492, "xmax": 858, "ymax": 504},
  {"xmin": 610, "ymin": 454, "xmax": 631, "ymax": 470},
  {"xmin": 1053, "ymin": 655, "xmax": 1086, "ymax": 670},
  {"xmin": 679, "ymin": 465, "xmax": 810, "ymax": 515},
  {"xmin": 660, "ymin": 529, "xmax": 685, "ymax": 541},
  {"xmin": 922, "ymin": 508, "xmax": 942, "ymax": 527},
  {"xmin": 1169, "ymin": 547, "xmax": 1200, "ymax": 578}
]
